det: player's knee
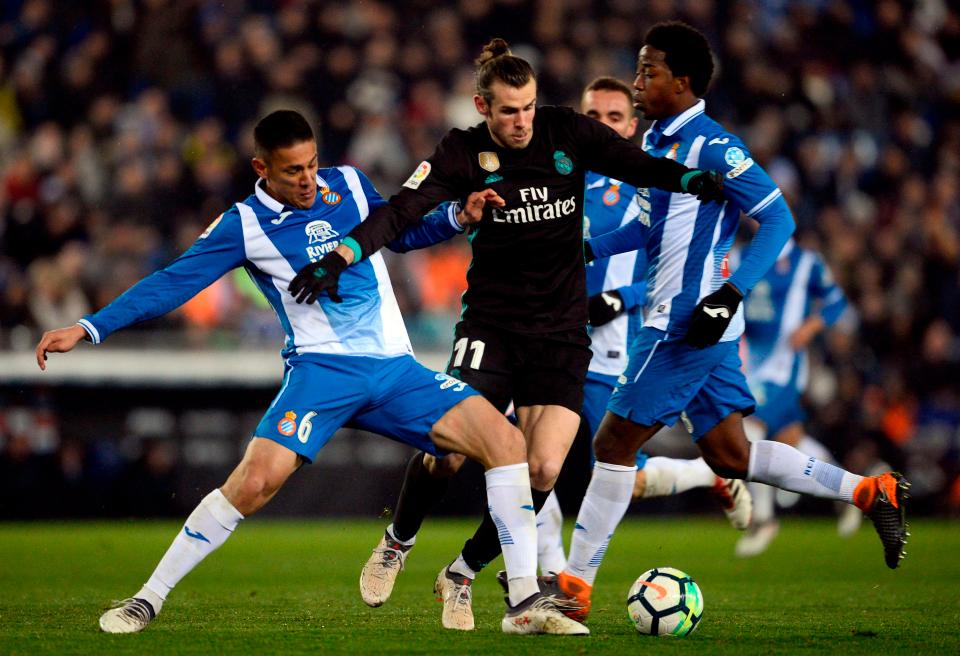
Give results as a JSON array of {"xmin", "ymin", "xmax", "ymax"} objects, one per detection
[
  {"xmin": 528, "ymin": 457, "xmax": 562, "ymax": 490},
  {"xmin": 425, "ymin": 452, "xmax": 465, "ymax": 477}
]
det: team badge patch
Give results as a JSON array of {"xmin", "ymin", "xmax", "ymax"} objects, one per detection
[
  {"xmin": 199, "ymin": 213, "xmax": 223, "ymax": 239},
  {"xmin": 277, "ymin": 411, "xmax": 297, "ymax": 437},
  {"xmin": 553, "ymin": 150, "xmax": 573, "ymax": 175},
  {"xmin": 320, "ymin": 188, "xmax": 341, "ymax": 205},
  {"xmin": 724, "ymin": 146, "xmax": 746, "ymax": 167},
  {"xmin": 602, "ymin": 184, "xmax": 621, "ymax": 206},
  {"xmin": 403, "ymin": 161, "xmax": 431, "ymax": 189},
  {"xmin": 478, "ymin": 151, "xmax": 500, "ymax": 172}
]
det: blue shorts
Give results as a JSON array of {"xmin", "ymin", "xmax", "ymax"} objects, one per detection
[
  {"xmin": 607, "ymin": 329, "xmax": 755, "ymax": 441},
  {"xmin": 583, "ymin": 372, "xmax": 649, "ymax": 470},
  {"xmin": 751, "ymin": 381, "xmax": 805, "ymax": 437},
  {"xmin": 255, "ymin": 353, "xmax": 480, "ymax": 463}
]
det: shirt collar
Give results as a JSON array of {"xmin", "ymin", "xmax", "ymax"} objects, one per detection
[
  {"xmin": 254, "ymin": 174, "xmax": 329, "ymax": 214},
  {"xmin": 653, "ymin": 99, "xmax": 707, "ymax": 138}
]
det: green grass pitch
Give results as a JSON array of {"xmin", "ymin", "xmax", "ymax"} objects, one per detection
[{"xmin": 1, "ymin": 518, "xmax": 958, "ymax": 654}]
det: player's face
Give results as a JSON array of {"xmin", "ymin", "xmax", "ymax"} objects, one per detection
[
  {"xmin": 633, "ymin": 46, "xmax": 680, "ymax": 121},
  {"xmin": 581, "ymin": 88, "xmax": 639, "ymax": 139},
  {"xmin": 475, "ymin": 79, "xmax": 537, "ymax": 149},
  {"xmin": 253, "ymin": 140, "xmax": 319, "ymax": 209}
]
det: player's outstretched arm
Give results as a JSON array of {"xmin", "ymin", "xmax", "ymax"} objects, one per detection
[{"xmin": 36, "ymin": 324, "xmax": 88, "ymax": 370}]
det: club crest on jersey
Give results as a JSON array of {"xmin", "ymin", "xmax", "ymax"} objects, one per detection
[
  {"xmin": 277, "ymin": 411, "xmax": 297, "ymax": 437},
  {"xmin": 199, "ymin": 213, "xmax": 223, "ymax": 239},
  {"xmin": 724, "ymin": 146, "xmax": 746, "ymax": 167},
  {"xmin": 403, "ymin": 161, "xmax": 431, "ymax": 189},
  {"xmin": 478, "ymin": 152, "xmax": 500, "ymax": 172},
  {"xmin": 319, "ymin": 188, "xmax": 341, "ymax": 205},
  {"xmin": 553, "ymin": 150, "xmax": 573, "ymax": 175},
  {"xmin": 602, "ymin": 184, "xmax": 621, "ymax": 206},
  {"xmin": 306, "ymin": 220, "xmax": 339, "ymax": 244}
]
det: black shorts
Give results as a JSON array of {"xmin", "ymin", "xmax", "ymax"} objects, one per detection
[{"xmin": 445, "ymin": 319, "xmax": 592, "ymax": 414}]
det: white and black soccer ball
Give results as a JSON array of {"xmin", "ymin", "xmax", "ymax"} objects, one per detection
[{"xmin": 627, "ymin": 567, "xmax": 703, "ymax": 636}]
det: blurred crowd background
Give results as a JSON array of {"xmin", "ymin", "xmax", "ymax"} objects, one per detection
[{"xmin": 1, "ymin": 0, "xmax": 959, "ymax": 518}]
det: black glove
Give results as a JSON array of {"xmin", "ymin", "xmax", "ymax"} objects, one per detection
[
  {"xmin": 288, "ymin": 251, "xmax": 349, "ymax": 304},
  {"xmin": 584, "ymin": 240, "xmax": 595, "ymax": 263},
  {"xmin": 681, "ymin": 170, "xmax": 725, "ymax": 202},
  {"xmin": 588, "ymin": 290, "xmax": 624, "ymax": 327},
  {"xmin": 685, "ymin": 282, "xmax": 742, "ymax": 349}
]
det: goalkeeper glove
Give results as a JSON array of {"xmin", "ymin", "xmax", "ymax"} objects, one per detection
[
  {"xmin": 588, "ymin": 290, "xmax": 624, "ymax": 327},
  {"xmin": 681, "ymin": 170, "xmax": 725, "ymax": 202},
  {"xmin": 685, "ymin": 282, "xmax": 742, "ymax": 349},
  {"xmin": 288, "ymin": 251, "xmax": 349, "ymax": 304}
]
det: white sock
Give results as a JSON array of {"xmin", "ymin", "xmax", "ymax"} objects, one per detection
[
  {"xmin": 564, "ymin": 462, "xmax": 636, "ymax": 586},
  {"xmin": 536, "ymin": 490, "xmax": 566, "ymax": 574},
  {"xmin": 485, "ymin": 464, "xmax": 539, "ymax": 605},
  {"xmin": 749, "ymin": 482, "xmax": 776, "ymax": 524},
  {"xmin": 796, "ymin": 435, "xmax": 835, "ymax": 464},
  {"xmin": 144, "ymin": 489, "xmax": 244, "ymax": 605},
  {"xmin": 448, "ymin": 554, "xmax": 477, "ymax": 580},
  {"xmin": 642, "ymin": 457, "xmax": 716, "ymax": 497},
  {"xmin": 385, "ymin": 523, "xmax": 415, "ymax": 548},
  {"xmin": 748, "ymin": 441, "xmax": 862, "ymax": 503}
]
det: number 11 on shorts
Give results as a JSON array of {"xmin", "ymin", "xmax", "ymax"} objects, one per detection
[{"xmin": 452, "ymin": 338, "xmax": 485, "ymax": 369}]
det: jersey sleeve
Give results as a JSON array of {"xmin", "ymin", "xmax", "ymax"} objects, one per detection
[
  {"xmin": 77, "ymin": 208, "xmax": 246, "ymax": 344},
  {"xmin": 346, "ymin": 132, "xmax": 470, "ymax": 260},
  {"xmin": 809, "ymin": 253, "xmax": 847, "ymax": 326},
  {"xmin": 698, "ymin": 136, "xmax": 795, "ymax": 294},
  {"xmin": 565, "ymin": 109, "xmax": 690, "ymax": 193},
  {"xmin": 587, "ymin": 217, "xmax": 650, "ymax": 260},
  {"xmin": 387, "ymin": 202, "xmax": 464, "ymax": 253},
  {"xmin": 615, "ymin": 248, "xmax": 649, "ymax": 311}
]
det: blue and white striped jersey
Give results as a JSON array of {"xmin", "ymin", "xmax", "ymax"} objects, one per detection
[
  {"xmin": 588, "ymin": 100, "xmax": 794, "ymax": 342},
  {"xmin": 742, "ymin": 240, "xmax": 848, "ymax": 391},
  {"xmin": 77, "ymin": 167, "xmax": 464, "ymax": 360},
  {"xmin": 583, "ymin": 171, "xmax": 648, "ymax": 376}
]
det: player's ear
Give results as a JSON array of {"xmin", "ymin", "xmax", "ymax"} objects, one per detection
[
  {"xmin": 251, "ymin": 156, "xmax": 268, "ymax": 180},
  {"xmin": 674, "ymin": 75, "xmax": 689, "ymax": 95},
  {"xmin": 473, "ymin": 94, "xmax": 490, "ymax": 117},
  {"xmin": 626, "ymin": 116, "xmax": 639, "ymax": 139}
]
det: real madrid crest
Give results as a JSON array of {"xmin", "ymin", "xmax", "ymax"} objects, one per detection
[
  {"xmin": 478, "ymin": 151, "xmax": 500, "ymax": 172},
  {"xmin": 553, "ymin": 150, "xmax": 573, "ymax": 175}
]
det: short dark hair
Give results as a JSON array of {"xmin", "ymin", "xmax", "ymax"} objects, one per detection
[
  {"xmin": 583, "ymin": 76, "xmax": 635, "ymax": 110},
  {"xmin": 475, "ymin": 38, "xmax": 536, "ymax": 104},
  {"xmin": 644, "ymin": 21, "xmax": 715, "ymax": 98},
  {"xmin": 253, "ymin": 110, "xmax": 314, "ymax": 158}
]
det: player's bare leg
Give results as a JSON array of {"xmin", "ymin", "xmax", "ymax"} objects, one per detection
[{"xmin": 100, "ymin": 438, "xmax": 300, "ymax": 633}]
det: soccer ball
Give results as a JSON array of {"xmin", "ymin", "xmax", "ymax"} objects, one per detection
[{"xmin": 627, "ymin": 567, "xmax": 703, "ymax": 636}]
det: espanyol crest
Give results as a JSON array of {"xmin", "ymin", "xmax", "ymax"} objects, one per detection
[{"xmin": 305, "ymin": 220, "xmax": 339, "ymax": 244}]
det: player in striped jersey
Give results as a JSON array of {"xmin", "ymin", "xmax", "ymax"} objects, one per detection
[
  {"xmin": 736, "ymin": 239, "xmax": 862, "ymax": 557},
  {"xmin": 535, "ymin": 77, "xmax": 752, "ymax": 574},
  {"xmin": 554, "ymin": 22, "xmax": 909, "ymax": 621},
  {"xmin": 34, "ymin": 110, "xmax": 588, "ymax": 636}
]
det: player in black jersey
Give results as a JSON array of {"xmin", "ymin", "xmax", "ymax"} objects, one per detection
[{"xmin": 288, "ymin": 38, "xmax": 725, "ymax": 631}]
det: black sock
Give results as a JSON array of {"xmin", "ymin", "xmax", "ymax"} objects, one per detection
[
  {"xmin": 462, "ymin": 486, "xmax": 553, "ymax": 572},
  {"xmin": 391, "ymin": 451, "xmax": 450, "ymax": 543}
]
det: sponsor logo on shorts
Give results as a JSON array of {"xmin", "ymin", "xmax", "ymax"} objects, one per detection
[
  {"xmin": 277, "ymin": 410, "xmax": 297, "ymax": 436},
  {"xmin": 434, "ymin": 372, "xmax": 467, "ymax": 392},
  {"xmin": 680, "ymin": 411, "xmax": 694, "ymax": 434}
]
